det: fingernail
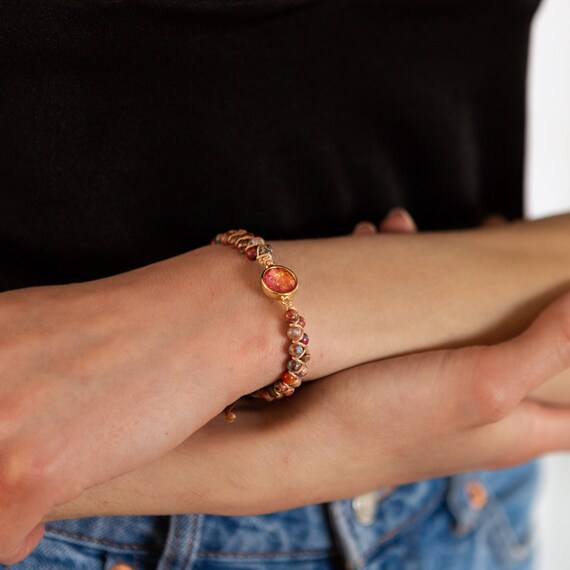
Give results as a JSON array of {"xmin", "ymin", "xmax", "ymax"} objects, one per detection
[
  {"xmin": 353, "ymin": 221, "xmax": 377, "ymax": 235},
  {"xmin": 384, "ymin": 208, "xmax": 417, "ymax": 230}
]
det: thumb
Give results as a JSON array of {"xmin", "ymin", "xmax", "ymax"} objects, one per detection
[
  {"xmin": 496, "ymin": 291, "xmax": 570, "ymax": 394},
  {"xmin": 446, "ymin": 291, "xmax": 570, "ymax": 427}
]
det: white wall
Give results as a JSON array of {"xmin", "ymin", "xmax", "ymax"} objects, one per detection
[
  {"xmin": 526, "ymin": 0, "xmax": 570, "ymax": 219},
  {"xmin": 525, "ymin": 0, "xmax": 570, "ymax": 568}
]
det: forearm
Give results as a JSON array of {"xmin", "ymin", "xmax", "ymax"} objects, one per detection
[
  {"xmin": 268, "ymin": 214, "xmax": 570, "ymax": 378},
  {"xmin": 159, "ymin": 214, "xmax": 570, "ymax": 406},
  {"xmin": 46, "ymin": 404, "xmax": 279, "ymax": 520},
  {"xmin": 47, "ymin": 280, "xmax": 570, "ymax": 521},
  {"xmin": 47, "ymin": 213, "xmax": 570, "ymax": 520}
]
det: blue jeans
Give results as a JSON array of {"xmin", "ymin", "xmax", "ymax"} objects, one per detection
[{"xmin": 5, "ymin": 463, "xmax": 538, "ymax": 569}]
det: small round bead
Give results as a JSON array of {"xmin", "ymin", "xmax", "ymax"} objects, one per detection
[
  {"xmin": 255, "ymin": 388, "xmax": 274, "ymax": 401},
  {"xmin": 297, "ymin": 316, "xmax": 306, "ymax": 327},
  {"xmin": 274, "ymin": 381, "xmax": 286, "ymax": 393},
  {"xmin": 281, "ymin": 370, "xmax": 299, "ymax": 385},
  {"xmin": 289, "ymin": 343, "xmax": 305, "ymax": 357},
  {"xmin": 284, "ymin": 309, "xmax": 299, "ymax": 323},
  {"xmin": 275, "ymin": 381, "xmax": 295, "ymax": 397},
  {"xmin": 287, "ymin": 326, "xmax": 304, "ymax": 341},
  {"xmin": 298, "ymin": 365, "xmax": 308, "ymax": 377},
  {"xmin": 258, "ymin": 244, "xmax": 273, "ymax": 256},
  {"xmin": 267, "ymin": 385, "xmax": 283, "ymax": 400},
  {"xmin": 221, "ymin": 233, "xmax": 230, "ymax": 245},
  {"xmin": 301, "ymin": 351, "xmax": 311, "ymax": 362},
  {"xmin": 289, "ymin": 375, "xmax": 302, "ymax": 388},
  {"xmin": 287, "ymin": 359, "xmax": 303, "ymax": 373},
  {"xmin": 236, "ymin": 234, "xmax": 255, "ymax": 253},
  {"xmin": 299, "ymin": 333, "xmax": 309, "ymax": 345},
  {"xmin": 246, "ymin": 247, "xmax": 258, "ymax": 261},
  {"xmin": 283, "ymin": 370, "xmax": 302, "ymax": 386}
]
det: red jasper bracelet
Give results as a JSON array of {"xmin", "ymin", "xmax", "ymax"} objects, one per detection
[{"xmin": 211, "ymin": 229, "xmax": 311, "ymax": 422}]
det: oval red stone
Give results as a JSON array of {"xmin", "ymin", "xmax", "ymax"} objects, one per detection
[{"xmin": 263, "ymin": 266, "xmax": 297, "ymax": 294}]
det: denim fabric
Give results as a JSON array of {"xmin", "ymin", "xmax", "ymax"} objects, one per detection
[{"xmin": 4, "ymin": 462, "xmax": 538, "ymax": 570}]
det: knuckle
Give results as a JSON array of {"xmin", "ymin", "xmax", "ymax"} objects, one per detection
[
  {"xmin": 458, "ymin": 346, "xmax": 516, "ymax": 426},
  {"xmin": 0, "ymin": 448, "xmax": 54, "ymax": 498},
  {"xmin": 471, "ymin": 379, "xmax": 512, "ymax": 424}
]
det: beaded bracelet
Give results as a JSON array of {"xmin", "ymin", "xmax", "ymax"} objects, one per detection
[{"xmin": 211, "ymin": 229, "xmax": 311, "ymax": 422}]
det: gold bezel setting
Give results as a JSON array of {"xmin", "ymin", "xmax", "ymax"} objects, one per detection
[{"xmin": 260, "ymin": 265, "xmax": 299, "ymax": 299}]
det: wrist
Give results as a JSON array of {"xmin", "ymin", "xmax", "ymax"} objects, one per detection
[
  {"xmin": 195, "ymin": 237, "xmax": 335, "ymax": 399},
  {"xmin": 191, "ymin": 242, "xmax": 287, "ymax": 399},
  {"xmin": 85, "ymin": 245, "xmax": 258, "ymax": 420}
]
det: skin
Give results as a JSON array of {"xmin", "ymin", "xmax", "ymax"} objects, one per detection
[
  {"xmin": 46, "ymin": 211, "xmax": 570, "ymax": 522},
  {"xmin": 2, "ymin": 212, "xmax": 570, "ymax": 563},
  {"xmin": 47, "ymin": 292, "xmax": 570, "ymax": 519}
]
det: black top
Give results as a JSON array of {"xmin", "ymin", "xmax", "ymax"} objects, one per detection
[{"xmin": 0, "ymin": 0, "xmax": 540, "ymax": 291}]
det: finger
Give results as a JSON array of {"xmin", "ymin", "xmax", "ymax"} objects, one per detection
[
  {"xmin": 352, "ymin": 221, "xmax": 377, "ymax": 236},
  {"xmin": 379, "ymin": 208, "xmax": 417, "ymax": 233},
  {"xmin": 0, "ymin": 522, "xmax": 44, "ymax": 565},
  {"xmin": 0, "ymin": 458, "xmax": 52, "ymax": 565},
  {"xmin": 445, "ymin": 290, "xmax": 570, "ymax": 426},
  {"xmin": 477, "ymin": 399, "xmax": 570, "ymax": 470},
  {"xmin": 482, "ymin": 214, "xmax": 507, "ymax": 227},
  {"xmin": 494, "ymin": 290, "xmax": 570, "ymax": 394}
]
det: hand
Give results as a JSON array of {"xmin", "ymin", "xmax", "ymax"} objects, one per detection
[
  {"xmin": 0, "ymin": 208, "xmax": 514, "ymax": 562},
  {"xmin": 48, "ymin": 288, "xmax": 570, "ymax": 519},
  {"xmin": 0, "ymin": 249, "xmax": 260, "ymax": 565},
  {"xmin": 273, "ymin": 291, "xmax": 570, "ymax": 506},
  {"xmin": 8, "ymin": 210, "xmax": 570, "ymax": 554},
  {"xmin": 346, "ymin": 211, "xmax": 570, "ymax": 406}
]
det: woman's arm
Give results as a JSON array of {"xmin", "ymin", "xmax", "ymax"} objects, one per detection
[
  {"xmin": 0, "ymin": 247, "xmax": 267, "ymax": 565},
  {"xmin": 46, "ymin": 212, "xmax": 570, "ymax": 523},
  {"xmin": 210, "ymin": 214, "xmax": 570, "ymax": 400},
  {"xmin": 47, "ymin": 289, "xmax": 570, "ymax": 520},
  {"xmin": 272, "ymin": 214, "xmax": 570, "ymax": 376},
  {"xmin": 3, "ymin": 213, "xmax": 570, "ymax": 563}
]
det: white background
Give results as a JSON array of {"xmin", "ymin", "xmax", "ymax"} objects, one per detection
[{"xmin": 525, "ymin": 0, "xmax": 570, "ymax": 568}]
